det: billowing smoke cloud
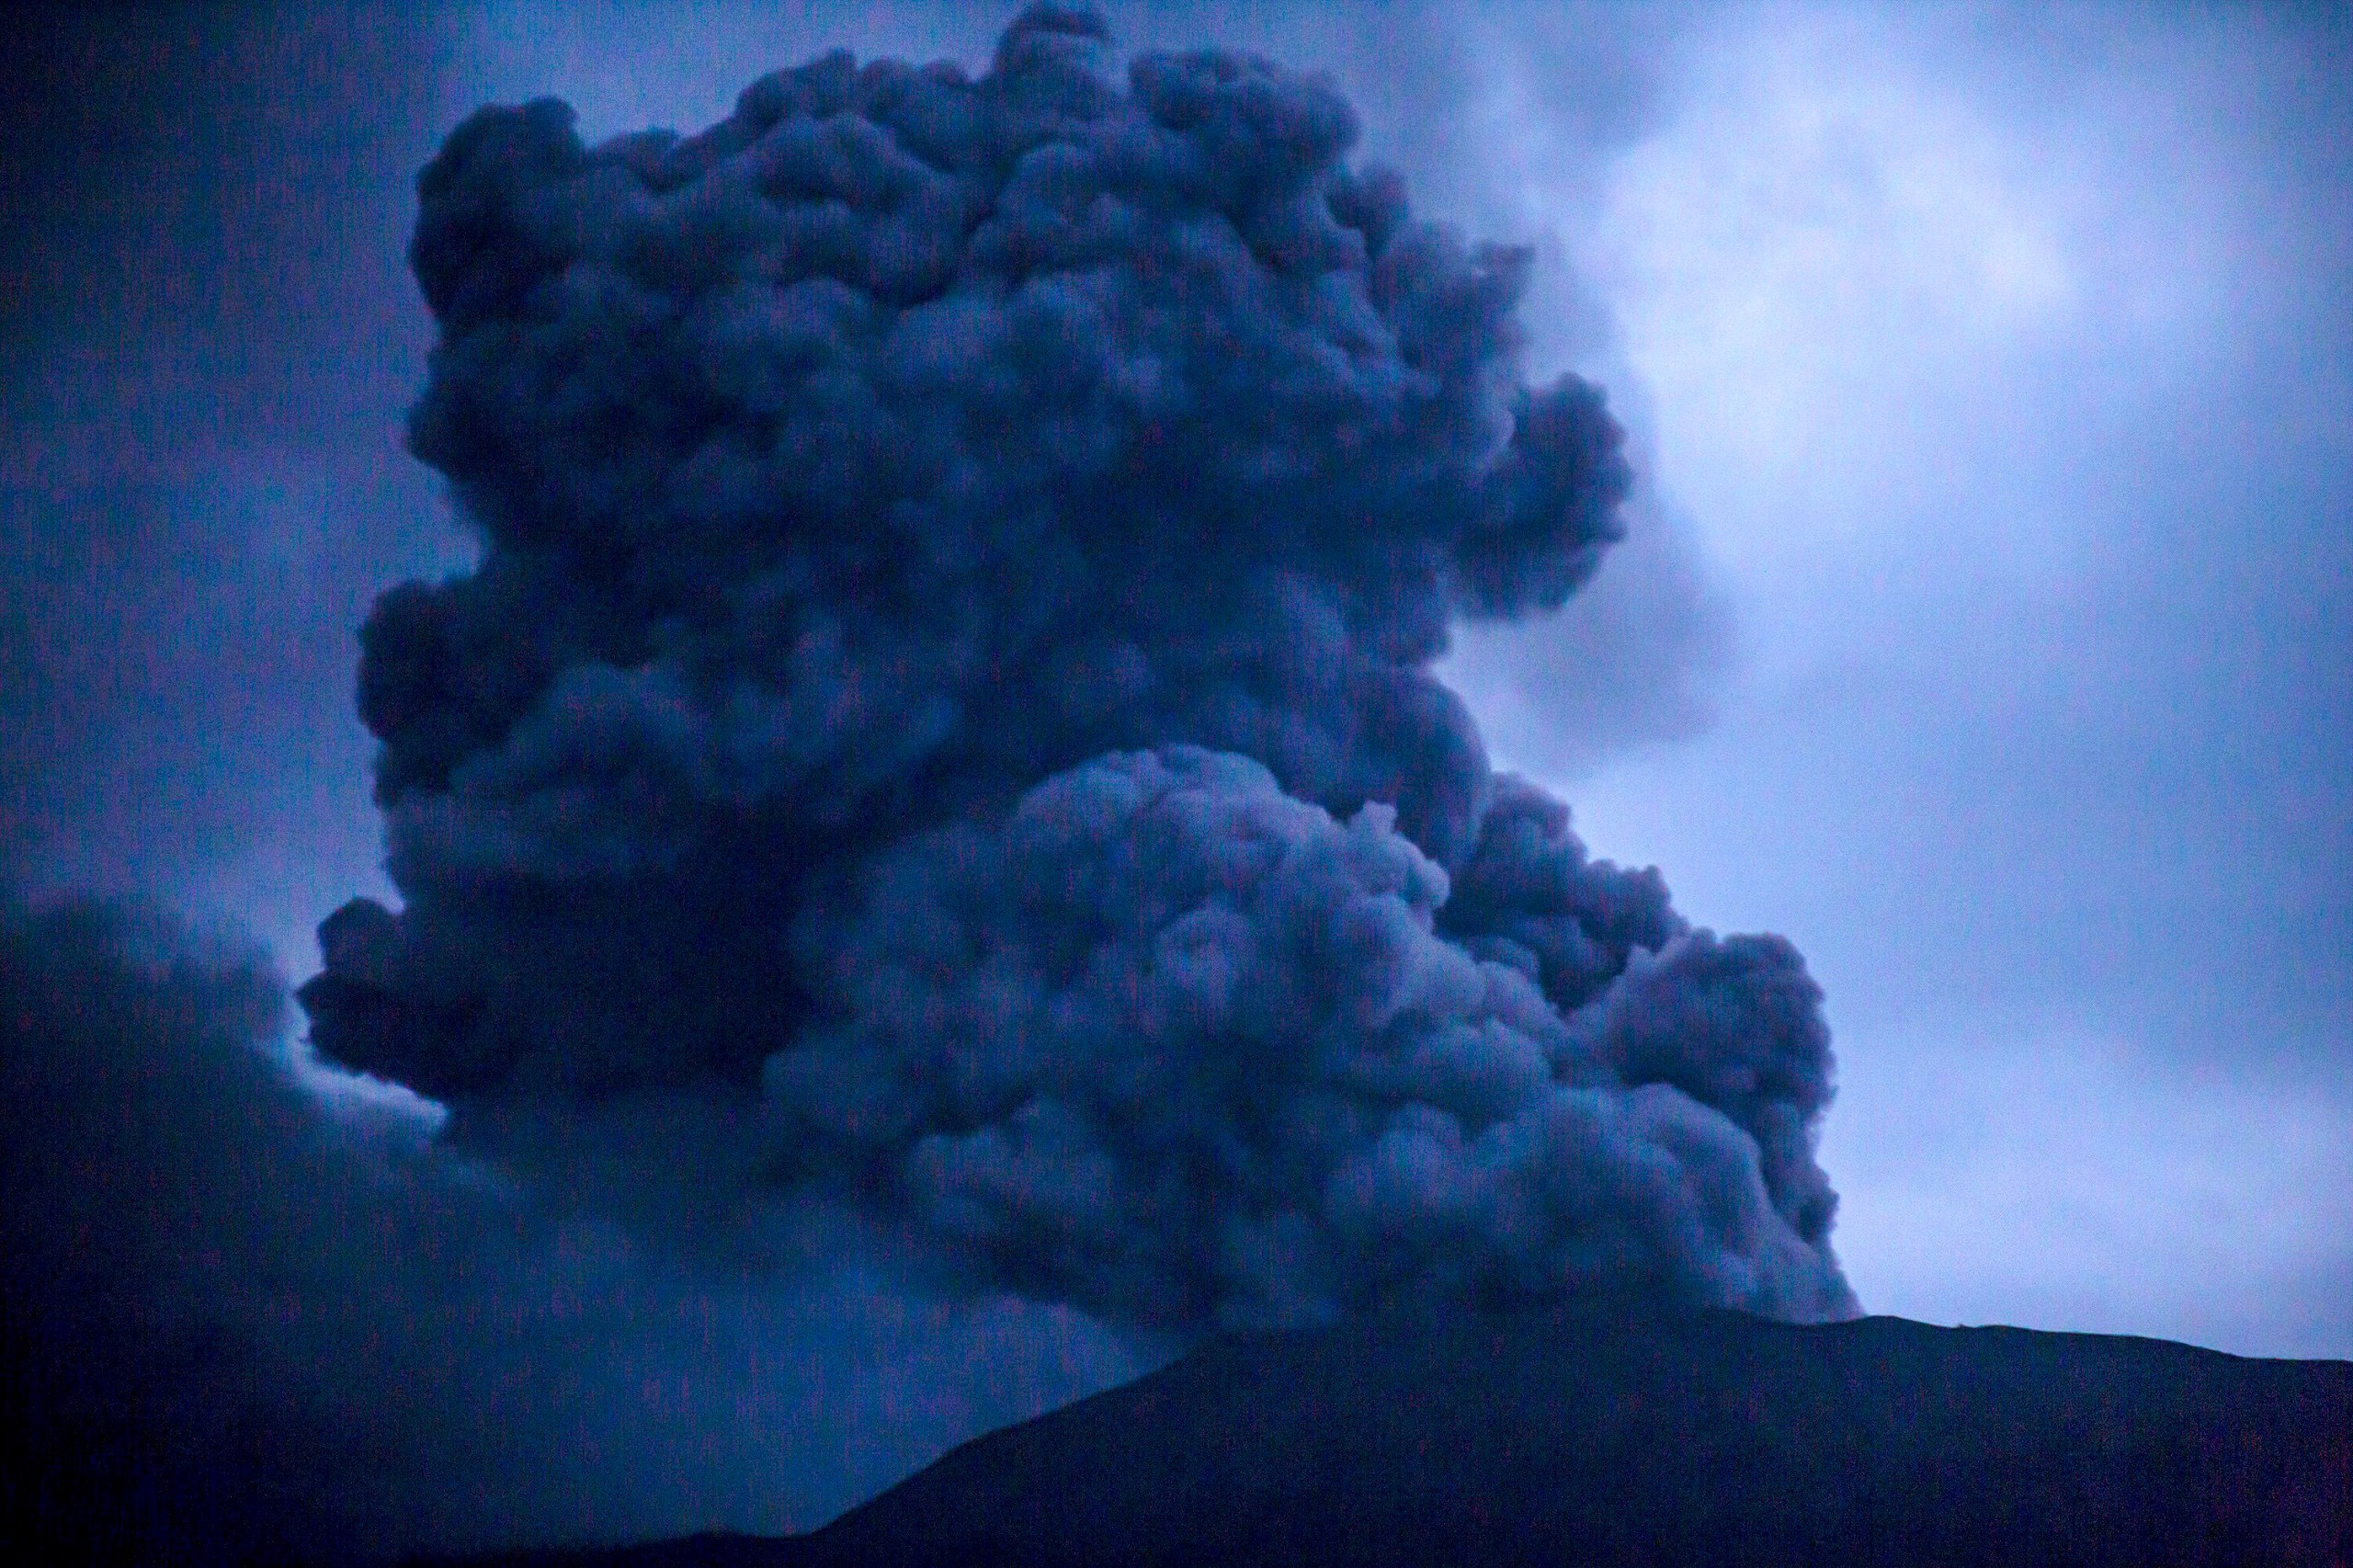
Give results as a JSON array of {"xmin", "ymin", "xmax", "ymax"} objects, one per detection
[{"xmin": 301, "ymin": 4, "xmax": 1855, "ymax": 1332}]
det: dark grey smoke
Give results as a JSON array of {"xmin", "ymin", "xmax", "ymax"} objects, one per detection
[
  {"xmin": 0, "ymin": 895, "xmax": 1145, "ymax": 1558},
  {"xmin": 301, "ymin": 4, "xmax": 1854, "ymax": 1331}
]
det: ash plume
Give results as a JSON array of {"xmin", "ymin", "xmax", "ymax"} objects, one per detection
[{"xmin": 301, "ymin": 3, "xmax": 1856, "ymax": 1328}]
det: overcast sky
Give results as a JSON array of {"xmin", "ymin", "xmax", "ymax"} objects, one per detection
[{"xmin": 5, "ymin": 0, "xmax": 2346, "ymax": 1391}]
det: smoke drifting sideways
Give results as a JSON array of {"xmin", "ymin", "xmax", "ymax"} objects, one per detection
[
  {"xmin": 0, "ymin": 897, "xmax": 1143, "ymax": 1561},
  {"xmin": 300, "ymin": 3, "xmax": 1855, "ymax": 1334}
]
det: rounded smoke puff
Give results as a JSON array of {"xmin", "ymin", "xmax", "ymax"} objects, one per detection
[{"xmin": 303, "ymin": 3, "xmax": 1857, "ymax": 1330}]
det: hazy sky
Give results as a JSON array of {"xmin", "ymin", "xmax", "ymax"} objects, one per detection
[{"xmin": 4, "ymin": 0, "xmax": 2346, "ymax": 1414}]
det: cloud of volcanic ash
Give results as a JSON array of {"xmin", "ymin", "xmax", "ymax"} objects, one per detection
[{"xmin": 298, "ymin": 3, "xmax": 1858, "ymax": 1335}]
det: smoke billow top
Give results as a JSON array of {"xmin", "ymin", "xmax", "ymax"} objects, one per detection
[{"xmin": 298, "ymin": 3, "xmax": 1856, "ymax": 1333}]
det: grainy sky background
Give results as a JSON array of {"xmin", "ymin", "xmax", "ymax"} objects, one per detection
[{"xmin": 4, "ymin": 0, "xmax": 2347, "ymax": 1391}]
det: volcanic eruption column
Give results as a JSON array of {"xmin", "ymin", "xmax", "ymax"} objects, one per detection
[{"xmin": 302, "ymin": 5, "xmax": 1859, "ymax": 1333}]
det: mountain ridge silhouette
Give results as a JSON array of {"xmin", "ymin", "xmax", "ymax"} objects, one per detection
[{"xmin": 438, "ymin": 1296, "xmax": 2352, "ymax": 1567}]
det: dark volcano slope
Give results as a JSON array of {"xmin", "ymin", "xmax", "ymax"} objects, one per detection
[{"xmin": 467, "ymin": 1301, "xmax": 2351, "ymax": 1568}]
